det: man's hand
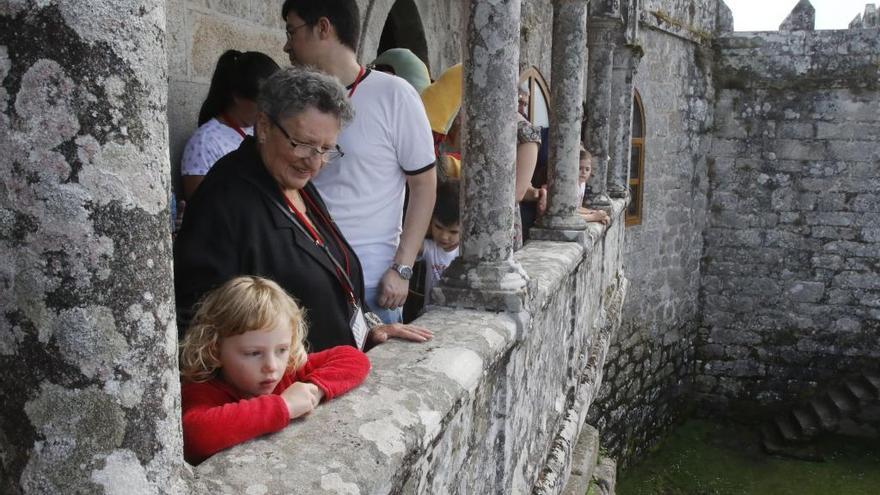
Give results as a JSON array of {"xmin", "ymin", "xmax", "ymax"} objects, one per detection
[
  {"xmin": 281, "ymin": 382, "xmax": 323, "ymax": 419},
  {"xmin": 368, "ymin": 322, "xmax": 434, "ymax": 345},
  {"xmin": 377, "ymin": 269, "xmax": 410, "ymax": 309}
]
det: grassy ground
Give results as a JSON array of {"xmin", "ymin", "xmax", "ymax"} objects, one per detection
[{"xmin": 617, "ymin": 419, "xmax": 880, "ymax": 495}]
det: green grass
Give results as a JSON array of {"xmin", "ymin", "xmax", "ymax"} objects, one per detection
[{"xmin": 617, "ymin": 419, "xmax": 880, "ymax": 495}]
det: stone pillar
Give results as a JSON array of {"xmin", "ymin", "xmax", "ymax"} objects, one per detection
[
  {"xmin": 432, "ymin": 0, "xmax": 531, "ymax": 312},
  {"xmin": 584, "ymin": 16, "xmax": 622, "ymax": 208},
  {"xmin": 531, "ymin": 0, "xmax": 589, "ymax": 242},
  {"xmin": 607, "ymin": 46, "xmax": 641, "ymax": 198},
  {"xmin": 0, "ymin": 3, "xmax": 187, "ymax": 493}
]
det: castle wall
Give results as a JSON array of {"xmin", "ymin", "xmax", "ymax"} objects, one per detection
[
  {"xmin": 586, "ymin": 1, "xmax": 721, "ymax": 466},
  {"xmin": 699, "ymin": 28, "xmax": 880, "ymax": 416}
]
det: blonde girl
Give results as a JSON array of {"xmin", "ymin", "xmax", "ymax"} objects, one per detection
[{"xmin": 180, "ymin": 276, "xmax": 370, "ymax": 464}]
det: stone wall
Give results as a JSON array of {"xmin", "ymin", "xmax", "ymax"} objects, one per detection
[
  {"xmin": 698, "ymin": 28, "xmax": 880, "ymax": 416},
  {"xmin": 193, "ymin": 204, "xmax": 628, "ymax": 494},
  {"xmin": 587, "ymin": 1, "xmax": 721, "ymax": 467}
]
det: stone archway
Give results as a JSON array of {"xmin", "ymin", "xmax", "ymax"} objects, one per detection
[{"xmin": 359, "ymin": 0, "xmax": 430, "ymax": 70}]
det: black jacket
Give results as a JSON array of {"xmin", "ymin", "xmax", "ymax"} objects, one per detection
[{"xmin": 174, "ymin": 138, "xmax": 365, "ymax": 352}]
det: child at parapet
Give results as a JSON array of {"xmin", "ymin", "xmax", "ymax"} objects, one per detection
[
  {"xmin": 537, "ymin": 145, "xmax": 610, "ymax": 226},
  {"xmin": 179, "ymin": 276, "xmax": 370, "ymax": 465},
  {"xmin": 421, "ymin": 180, "xmax": 461, "ymax": 307}
]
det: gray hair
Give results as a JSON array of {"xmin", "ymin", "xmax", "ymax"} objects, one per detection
[{"xmin": 258, "ymin": 66, "xmax": 354, "ymax": 125}]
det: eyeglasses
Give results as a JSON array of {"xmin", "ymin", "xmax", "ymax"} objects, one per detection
[
  {"xmin": 269, "ymin": 116, "xmax": 344, "ymax": 163},
  {"xmin": 285, "ymin": 22, "xmax": 310, "ymax": 40}
]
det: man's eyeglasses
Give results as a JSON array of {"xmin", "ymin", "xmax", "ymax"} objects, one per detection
[
  {"xmin": 285, "ymin": 23, "xmax": 310, "ymax": 40},
  {"xmin": 269, "ymin": 116, "xmax": 344, "ymax": 163}
]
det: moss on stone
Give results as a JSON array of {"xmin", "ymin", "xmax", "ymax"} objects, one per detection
[{"xmin": 618, "ymin": 419, "xmax": 880, "ymax": 495}]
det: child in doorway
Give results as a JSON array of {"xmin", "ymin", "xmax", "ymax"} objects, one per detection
[
  {"xmin": 179, "ymin": 276, "xmax": 370, "ymax": 465},
  {"xmin": 422, "ymin": 180, "xmax": 461, "ymax": 307}
]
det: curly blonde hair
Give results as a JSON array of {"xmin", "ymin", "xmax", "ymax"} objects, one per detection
[{"xmin": 179, "ymin": 276, "xmax": 308, "ymax": 383}]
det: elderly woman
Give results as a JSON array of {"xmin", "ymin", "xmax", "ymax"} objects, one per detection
[{"xmin": 174, "ymin": 67, "xmax": 432, "ymax": 351}]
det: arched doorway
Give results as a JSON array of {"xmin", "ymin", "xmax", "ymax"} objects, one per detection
[{"xmin": 377, "ymin": 0, "xmax": 430, "ymax": 72}]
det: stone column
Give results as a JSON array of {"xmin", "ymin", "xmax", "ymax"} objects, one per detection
[
  {"xmin": 584, "ymin": 16, "xmax": 621, "ymax": 209},
  {"xmin": 0, "ymin": 3, "xmax": 187, "ymax": 493},
  {"xmin": 531, "ymin": 0, "xmax": 589, "ymax": 242},
  {"xmin": 607, "ymin": 46, "xmax": 641, "ymax": 198},
  {"xmin": 432, "ymin": 0, "xmax": 531, "ymax": 312}
]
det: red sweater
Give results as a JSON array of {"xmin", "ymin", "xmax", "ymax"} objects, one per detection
[{"xmin": 181, "ymin": 346, "xmax": 370, "ymax": 464}]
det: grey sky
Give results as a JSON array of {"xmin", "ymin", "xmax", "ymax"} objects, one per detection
[{"xmin": 723, "ymin": 0, "xmax": 873, "ymax": 31}]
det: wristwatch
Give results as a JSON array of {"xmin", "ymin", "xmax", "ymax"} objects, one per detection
[{"xmin": 390, "ymin": 262, "xmax": 413, "ymax": 280}]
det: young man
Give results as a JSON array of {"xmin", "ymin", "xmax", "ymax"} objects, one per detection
[{"xmin": 281, "ymin": 0, "xmax": 437, "ymax": 324}]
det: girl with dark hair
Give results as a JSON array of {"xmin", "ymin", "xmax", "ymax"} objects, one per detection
[{"xmin": 181, "ymin": 50, "xmax": 280, "ymax": 199}]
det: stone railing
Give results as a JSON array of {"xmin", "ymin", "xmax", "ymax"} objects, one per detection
[{"xmin": 192, "ymin": 201, "xmax": 628, "ymax": 494}]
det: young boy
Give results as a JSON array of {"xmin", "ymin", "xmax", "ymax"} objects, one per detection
[{"xmin": 421, "ymin": 180, "xmax": 461, "ymax": 306}]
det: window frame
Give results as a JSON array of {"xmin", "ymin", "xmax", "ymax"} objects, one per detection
[
  {"xmin": 518, "ymin": 67, "xmax": 550, "ymax": 127},
  {"xmin": 626, "ymin": 90, "xmax": 645, "ymax": 227}
]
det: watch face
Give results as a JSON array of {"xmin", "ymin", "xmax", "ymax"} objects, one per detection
[{"xmin": 394, "ymin": 264, "xmax": 413, "ymax": 280}]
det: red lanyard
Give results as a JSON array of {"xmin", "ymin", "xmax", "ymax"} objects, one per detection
[
  {"xmin": 281, "ymin": 189, "xmax": 354, "ymax": 300},
  {"xmin": 348, "ymin": 66, "xmax": 366, "ymax": 97},
  {"xmin": 221, "ymin": 113, "xmax": 247, "ymax": 139}
]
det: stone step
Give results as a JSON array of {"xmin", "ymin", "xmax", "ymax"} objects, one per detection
[
  {"xmin": 774, "ymin": 414, "xmax": 803, "ymax": 443},
  {"xmin": 760, "ymin": 423, "xmax": 824, "ymax": 461},
  {"xmin": 845, "ymin": 379, "xmax": 876, "ymax": 406},
  {"xmin": 859, "ymin": 372, "xmax": 880, "ymax": 399},
  {"xmin": 827, "ymin": 388, "xmax": 859, "ymax": 417},
  {"xmin": 561, "ymin": 425, "xmax": 601, "ymax": 495},
  {"xmin": 586, "ymin": 456, "xmax": 617, "ymax": 495},
  {"xmin": 791, "ymin": 406, "xmax": 820, "ymax": 438},
  {"xmin": 808, "ymin": 396, "xmax": 840, "ymax": 431}
]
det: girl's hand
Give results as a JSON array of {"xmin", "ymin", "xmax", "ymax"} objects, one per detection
[{"xmin": 281, "ymin": 382, "xmax": 323, "ymax": 419}]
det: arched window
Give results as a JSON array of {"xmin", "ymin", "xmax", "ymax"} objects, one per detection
[
  {"xmin": 518, "ymin": 67, "xmax": 550, "ymax": 128},
  {"xmin": 626, "ymin": 90, "xmax": 645, "ymax": 226},
  {"xmin": 378, "ymin": 0, "xmax": 430, "ymax": 71}
]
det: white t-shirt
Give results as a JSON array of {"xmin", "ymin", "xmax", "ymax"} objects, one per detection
[
  {"xmin": 181, "ymin": 118, "xmax": 253, "ymax": 176},
  {"xmin": 312, "ymin": 70, "xmax": 435, "ymax": 289},
  {"xmin": 422, "ymin": 239, "xmax": 459, "ymax": 306}
]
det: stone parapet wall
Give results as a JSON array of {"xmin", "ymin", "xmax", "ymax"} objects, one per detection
[
  {"xmin": 193, "ymin": 203, "xmax": 628, "ymax": 494},
  {"xmin": 699, "ymin": 28, "xmax": 880, "ymax": 416}
]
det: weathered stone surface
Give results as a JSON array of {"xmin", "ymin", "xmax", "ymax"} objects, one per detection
[
  {"xmin": 779, "ymin": 0, "xmax": 815, "ymax": 31},
  {"xmin": 584, "ymin": 16, "xmax": 621, "ymax": 208},
  {"xmin": 588, "ymin": 6, "xmax": 715, "ymax": 465},
  {"xmin": 533, "ymin": 0, "xmax": 589, "ymax": 236},
  {"xmin": 699, "ymin": 27, "xmax": 880, "ymax": 417},
  {"xmin": 0, "ymin": 2, "xmax": 186, "ymax": 493},
  {"xmin": 434, "ymin": 0, "xmax": 530, "ymax": 311}
]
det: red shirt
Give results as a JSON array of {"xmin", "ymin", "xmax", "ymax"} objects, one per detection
[{"xmin": 181, "ymin": 346, "xmax": 370, "ymax": 464}]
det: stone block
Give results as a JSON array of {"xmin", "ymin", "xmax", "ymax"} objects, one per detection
[
  {"xmin": 811, "ymin": 226, "xmax": 858, "ymax": 240},
  {"xmin": 774, "ymin": 139, "xmax": 826, "ymax": 161},
  {"xmin": 786, "ymin": 281, "xmax": 825, "ymax": 303},
  {"xmin": 776, "ymin": 122, "xmax": 815, "ymax": 139},
  {"xmin": 816, "ymin": 121, "xmax": 880, "ymax": 140},
  {"xmin": 832, "ymin": 271, "xmax": 878, "ymax": 290},
  {"xmin": 851, "ymin": 195, "xmax": 880, "ymax": 213},
  {"xmin": 189, "ymin": 11, "xmax": 287, "ymax": 81},
  {"xmin": 862, "ymin": 228, "xmax": 880, "ymax": 242}
]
